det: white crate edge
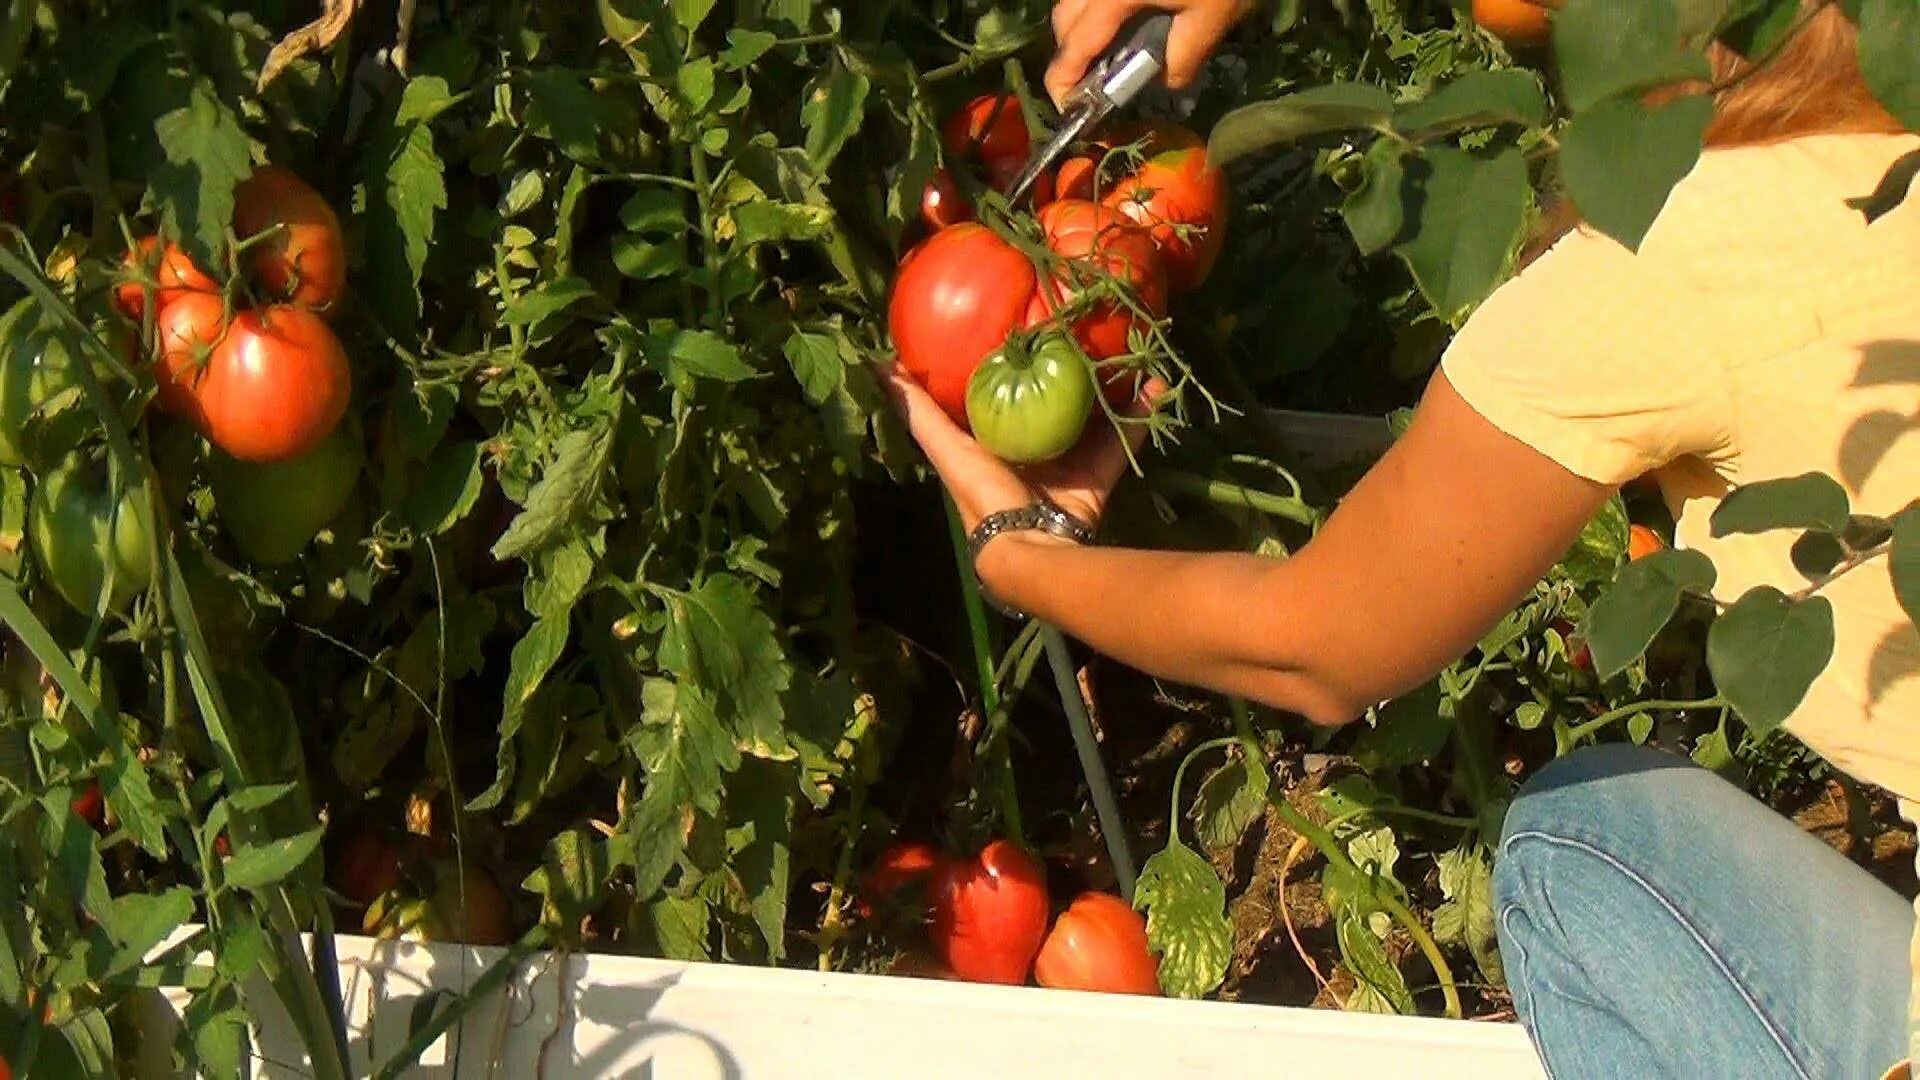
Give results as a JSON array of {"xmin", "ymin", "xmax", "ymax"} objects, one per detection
[{"xmin": 136, "ymin": 930, "xmax": 1544, "ymax": 1079}]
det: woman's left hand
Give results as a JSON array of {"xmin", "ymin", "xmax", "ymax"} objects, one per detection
[{"xmin": 880, "ymin": 365, "xmax": 1161, "ymax": 535}]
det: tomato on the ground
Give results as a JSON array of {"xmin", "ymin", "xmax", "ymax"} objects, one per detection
[
  {"xmin": 195, "ymin": 305, "xmax": 351, "ymax": 463},
  {"xmin": 966, "ymin": 332, "xmax": 1096, "ymax": 465},
  {"xmin": 1026, "ymin": 199, "xmax": 1167, "ymax": 364},
  {"xmin": 113, "ymin": 237, "xmax": 218, "ymax": 322},
  {"xmin": 28, "ymin": 452, "xmax": 152, "ymax": 616},
  {"xmin": 1102, "ymin": 122, "xmax": 1229, "ymax": 292},
  {"xmin": 929, "ymin": 838, "xmax": 1050, "ymax": 985},
  {"xmin": 890, "ymin": 223, "xmax": 1039, "ymax": 426},
  {"xmin": 233, "ymin": 165, "xmax": 347, "ymax": 309},
  {"xmin": 208, "ymin": 425, "xmax": 361, "ymax": 565},
  {"xmin": 1034, "ymin": 892, "xmax": 1162, "ymax": 995}
]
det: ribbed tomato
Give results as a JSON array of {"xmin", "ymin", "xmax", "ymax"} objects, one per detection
[
  {"xmin": 195, "ymin": 305, "xmax": 351, "ymax": 463},
  {"xmin": 1034, "ymin": 892, "xmax": 1162, "ymax": 995},
  {"xmin": 233, "ymin": 165, "xmax": 347, "ymax": 309},
  {"xmin": 1102, "ymin": 123, "xmax": 1229, "ymax": 292},
  {"xmin": 890, "ymin": 223, "xmax": 1038, "ymax": 426},
  {"xmin": 929, "ymin": 839, "xmax": 1050, "ymax": 985},
  {"xmin": 1026, "ymin": 199, "xmax": 1167, "ymax": 363},
  {"xmin": 113, "ymin": 236, "xmax": 218, "ymax": 321}
]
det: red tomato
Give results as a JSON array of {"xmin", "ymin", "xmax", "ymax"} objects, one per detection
[
  {"xmin": 858, "ymin": 840, "xmax": 944, "ymax": 917},
  {"xmin": 153, "ymin": 291, "xmax": 228, "ymax": 422},
  {"xmin": 233, "ymin": 165, "xmax": 347, "ymax": 309},
  {"xmin": 1102, "ymin": 123, "xmax": 1229, "ymax": 292},
  {"xmin": 1053, "ymin": 153, "xmax": 1102, "ymax": 203},
  {"xmin": 920, "ymin": 168, "xmax": 972, "ymax": 231},
  {"xmin": 1026, "ymin": 199, "xmax": 1167, "ymax": 364},
  {"xmin": 332, "ymin": 825, "xmax": 404, "ymax": 909},
  {"xmin": 942, "ymin": 94, "xmax": 1030, "ymax": 168},
  {"xmin": 890, "ymin": 223, "xmax": 1038, "ymax": 426},
  {"xmin": 1551, "ymin": 619, "xmax": 1593, "ymax": 674},
  {"xmin": 929, "ymin": 839, "xmax": 1050, "ymax": 985},
  {"xmin": 114, "ymin": 237, "xmax": 218, "ymax": 321},
  {"xmin": 1034, "ymin": 892, "xmax": 1162, "ymax": 995},
  {"xmin": 214, "ymin": 832, "xmax": 232, "ymax": 858},
  {"xmin": 195, "ymin": 305, "xmax": 351, "ymax": 463},
  {"xmin": 71, "ymin": 780, "xmax": 105, "ymax": 831}
]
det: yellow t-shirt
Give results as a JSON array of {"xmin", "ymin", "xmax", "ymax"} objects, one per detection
[{"xmin": 1442, "ymin": 132, "xmax": 1920, "ymax": 1068}]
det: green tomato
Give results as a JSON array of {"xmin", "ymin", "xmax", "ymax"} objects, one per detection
[
  {"xmin": 964, "ymin": 333, "xmax": 1095, "ymax": 464},
  {"xmin": 28, "ymin": 453, "xmax": 152, "ymax": 616},
  {"xmin": 0, "ymin": 299, "xmax": 90, "ymax": 470},
  {"xmin": 207, "ymin": 426, "xmax": 362, "ymax": 565}
]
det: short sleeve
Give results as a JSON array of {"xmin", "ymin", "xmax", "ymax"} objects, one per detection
[{"xmin": 1441, "ymin": 224, "xmax": 1734, "ymax": 486}]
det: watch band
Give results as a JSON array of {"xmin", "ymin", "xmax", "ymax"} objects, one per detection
[{"xmin": 965, "ymin": 499, "xmax": 1096, "ymax": 618}]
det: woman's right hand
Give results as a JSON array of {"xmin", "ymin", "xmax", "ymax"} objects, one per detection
[{"xmin": 1045, "ymin": 0, "xmax": 1254, "ymax": 108}]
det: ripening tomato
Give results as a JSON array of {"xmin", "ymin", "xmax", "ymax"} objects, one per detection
[
  {"xmin": 233, "ymin": 165, "xmax": 347, "ymax": 309},
  {"xmin": 1053, "ymin": 153, "xmax": 1102, "ymax": 203},
  {"xmin": 195, "ymin": 305, "xmax": 351, "ymax": 463},
  {"xmin": 929, "ymin": 839, "xmax": 1050, "ymax": 985},
  {"xmin": 1102, "ymin": 123, "xmax": 1229, "ymax": 292},
  {"xmin": 858, "ymin": 840, "xmax": 944, "ymax": 917},
  {"xmin": 1034, "ymin": 892, "xmax": 1162, "ymax": 995},
  {"xmin": 429, "ymin": 863, "xmax": 514, "ymax": 946},
  {"xmin": 152, "ymin": 291, "xmax": 228, "ymax": 421},
  {"xmin": 1473, "ymin": 0, "xmax": 1553, "ymax": 45},
  {"xmin": 28, "ymin": 452, "xmax": 152, "ymax": 616},
  {"xmin": 1026, "ymin": 199, "xmax": 1167, "ymax": 364},
  {"xmin": 890, "ymin": 223, "xmax": 1039, "ymax": 426},
  {"xmin": 71, "ymin": 780, "xmax": 106, "ymax": 831},
  {"xmin": 332, "ymin": 825, "xmax": 404, "ymax": 909},
  {"xmin": 208, "ymin": 425, "xmax": 361, "ymax": 564},
  {"xmin": 966, "ymin": 332, "xmax": 1095, "ymax": 465},
  {"xmin": 1628, "ymin": 524, "xmax": 1666, "ymax": 562},
  {"xmin": 113, "ymin": 237, "xmax": 218, "ymax": 322}
]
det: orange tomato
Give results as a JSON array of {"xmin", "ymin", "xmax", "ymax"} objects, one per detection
[
  {"xmin": 1034, "ymin": 892, "xmax": 1162, "ymax": 995},
  {"xmin": 1473, "ymin": 0, "xmax": 1554, "ymax": 46},
  {"xmin": 233, "ymin": 165, "xmax": 347, "ymax": 309},
  {"xmin": 114, "ymin": 237, "xmax": 218, "ymax": 321},
  {"xmin": 1628, "ymin": 524, "xmax": 1666, "ymax": 562}
]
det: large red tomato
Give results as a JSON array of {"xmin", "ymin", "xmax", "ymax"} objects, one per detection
[
  {"xmin": 1034, "ymin": 892, "xmax": 1162, "ymax": 995},
  {"xmin": 890, "ymin": 223, "xmax": 1038, "ymax": 426},
  {"xmin": 233, "ymin": 165, "xmax": 347, "ymax": 309},
  {"xmin": 1102, "ymin": 123, "xmax": 1229, "ymax": 292},
  {"xmin": 942, "ymin": 94, "xmax": 1029, "ymax": 168},
  {"xmin": 929, "ymin": 839, "xmax": 1050, "ymax": 985},
  {"xmin": 858, "ymin": 840, "xmax": 944, "ymax": 918},
  {"xmin": 114, "ymin": 237, "xmax": 218, "ymax": 321},
  {"xmin": 195, "ymin": 305, "xmax": 351, "ymax": 463},
  {"xmin": 153, "ymin": 291, "xmax": 228, "ymax": 421},
  {"xmin": 1026, "ymin": 199, "xmax": 1167, "ymax": 363}
]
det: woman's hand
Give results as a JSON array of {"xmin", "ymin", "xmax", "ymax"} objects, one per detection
[
  {"xmin": 1045, "ymin": 0, "xmax": 1254, "ymax": 108},
  {"xmin": 880, "ymin": 365, "xmax": 1160, "ymax": 535}
]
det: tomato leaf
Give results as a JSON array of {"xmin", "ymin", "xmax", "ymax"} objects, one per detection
[
  {"xmin": 621, "ymin": 678, "xmax": 741, "ymax": 895},
  {"xmin": 503, "ymin": 276, "xmax": 598, "ymax": 325},
  {"xmin": 1553, "ymin": 0, "xmax": 1712, "ymax": 111},
  {"xmin": 1560, "ymin": 93, "xmax": 1713, "ymax": 252},
  {"xmin": 1584, "ymin": 548, "xmax": 1717, "ymax": 677},
  {"xmin": 492, "ymin": 426, "xmax": 614, "ymax": 561},
  {"xmin": 222, "ymin": 826, "xmax": 324, "ymax": 891},
  {"xmin": 1710, "ymin": 473, "xmax": 1851, "ymax": 537},
  {"xmin": 612, "ymin": 234, "xmax": 688, "ymax": 280},
  {"xmin": 527, "ymin": 70, "xmax": 613, "ymax": 163},
  {"xmin": 151, "ymin": 82, "xmax": 251, "ymax": 271},
  {"xmin": 1858, "ymin": 0, "xmax": 1920, "ymax": 129},
  {"xmin": 726, "ymin": 757, "xmax": 796, "ymax": 961},
  {"xmin": 1847, "ymin": 149, "xmax": 1920, "ymax": 224},
  {"xmin": 1340, "ymin": 140, "xmax": 1408, "ymax": 255},
  {"xmin": 783, "ymin": 329, "xmax": 845, "ymax": 405},
  {"xmin": 1891, "ymin": 507, "xmax": 1920, "ymax": 627},
  {"xmin": 98, "ymin": 887, "xmax": 195, "ymax": 980},
  {"xmin": 1718, "ymin": 0, "xmax": 1805, "ymax": 57},
  {"xmin": 1208, "ymin": 83, "xmax": 1394, "ymax": 168},
  {"xmin": 1394, "ymin": 145, "xmax": 1530, "ymax": 322},
  {"xmin": 1133, "ymin": 840, "xmax": 1232, "ymax": 999},
  {"xmin": 469, "ymin": 616, "xmax": 571, "ymax": 812},
  {"xmin": 646, "ymin": 329, "xmax": 760, "ymax": 383},
  {"xmin": 1560, "ymin": 495, "xmax": 1631, "ymax": 586},
  {"xmin": 1394, "ymin": 69, "xmax": 1547, "ymax": 140},
  {"xmin": 1336, "ymin": 913, "xmax": 1414, "ymax": 1014},
  {"xmin": 659, "ymin": 573, "xmax": 795, "ymax": 761},
  {"xmin": 1191, "ymin": 756, "xmax": 1268, "ymax": 854},
  {"xmin": 405, "ymin": 438, "xmax": 485, "ymax": 536},
  {"xmin": 801, "ymin": 56, "xmax": 869, "ymax": 167},
  {"xmin": 1353, "ymin": 679, "xmax": 1451, "ymax": 770},
  {"xmin": 362, "ymin": 80, "xmax": 448, "ymax": 333},
  {"xmin": 522, "ymin": 826, "xmax": 613, "ymax": 931},
  {"xmin": 719, "ymin": 28, "xmax": 778, "ymax": 70},
  {"xmin": 647, "ymin": 891, "xmax": 716, "ymax": 961},
  {"xmin": 1707, "ymin": 588, "xmax": 1835, "ymax": 735}
]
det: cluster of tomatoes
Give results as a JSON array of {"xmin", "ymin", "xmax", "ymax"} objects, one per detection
[
  {"xmin": 861, "ymin": 838, "xmax": 1162, "ymax": 995},
  {"xmin": 889, "ymin": 94, "xmax": 1227, "ymax": 465}
]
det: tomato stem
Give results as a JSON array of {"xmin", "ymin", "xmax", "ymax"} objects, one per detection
[{"xmin": 1041, "ymin": 625, "xmax": 1137, "ymax": 900}]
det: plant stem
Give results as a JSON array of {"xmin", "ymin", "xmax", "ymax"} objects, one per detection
[
  {"xmin": 942, "ymin": 497, "xmax": 1022, "ymax": 840},
  {"xmin": 369, "ymin": 927, "xmax": 554, "ymax": 1080},
  {"xmin": 1042, "ymin": 625, "xmax": 1137, "ymax": 900},
  {"xmin": 1566, "ymin": 695, "xmax": 1727, "ymax": 744},
  {"xmin": 1152, "ymin": 469, "xmax": 1321, "ymax": 527}
]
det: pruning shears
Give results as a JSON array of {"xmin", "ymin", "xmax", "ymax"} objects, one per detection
[{"xmin": 1004, "ymin": 11, "xmax": 1175, "ymax": 208}]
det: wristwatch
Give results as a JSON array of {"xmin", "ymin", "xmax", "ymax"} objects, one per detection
[{"xmin": 965, "ymin": 499, "xmax": 1097, "ymax": 618}]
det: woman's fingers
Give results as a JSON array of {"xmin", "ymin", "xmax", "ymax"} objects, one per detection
[{"xmin": 1045, "ymin": 0, "xmax": 1153, "ymax": 107}]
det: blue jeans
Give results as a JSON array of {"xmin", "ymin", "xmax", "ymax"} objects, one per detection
[{"xmin": 1493, "ymin": 744, "xmax": 1913, "ymax": 1079}]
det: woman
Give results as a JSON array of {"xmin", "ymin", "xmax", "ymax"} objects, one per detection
[{"xmin": 888, "ymin": 1, "xmax": 1920, "ymax": 1076}]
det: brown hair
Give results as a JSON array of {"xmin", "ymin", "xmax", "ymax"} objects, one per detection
[{"xmin": 1526, "ymin": 1, "xmax": 1905, "ymax": 259}]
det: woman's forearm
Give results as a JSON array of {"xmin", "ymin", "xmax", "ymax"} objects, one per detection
[{"xmin": 976, "ymin": 534, "xmax": 1360, "ymax": 724}]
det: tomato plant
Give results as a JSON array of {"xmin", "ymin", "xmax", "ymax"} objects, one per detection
[
  {"xmin": 70, "ymin": 782, "xmax": 105, "ymax": 832},
  {"xmin": 193, "ymin": 305, "xmax": 350, "ymax": 463},
  {"xmin": 1102, "ymin": 123, "xmax": 1229, "ymax": 293},
  {"xmin": 929, "ymin": 839, "xmax": 1051, "ymax": 985},
  {"xmin": 1034, "ymin": 892, "xmax": 1161, "ymax": 995},
  {"xmin": 26, "ymin": 452, "xmax": 151, "ymax": 617},
  {"xmin": 232, "ymin": 165, "xmax": 347, "ymax": 310},
  {"xmin": 966, "ymin": 332, "xmax": 1096, "ymax": 464},
  {"xmin": 113, "ymin": 237, "xmax": 217, "ymax": 322}
]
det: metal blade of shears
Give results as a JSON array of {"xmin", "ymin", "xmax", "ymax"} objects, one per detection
[{"xmin": 1005, "ymin": 105, "xmax": 1103, "ymax": 208}]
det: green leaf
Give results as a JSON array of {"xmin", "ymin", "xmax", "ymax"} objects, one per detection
[
  {"xmin": 1847, "ymin": 149, "xmax": 1920, "ymax": 225},
  {"xmin": 527, "ymin": 70, "xmax": 613, "ymax": 162},
  {"xmin": 801, "ymin": 58, "xmax": 870, "ymax": 168},
  {"xmin": 1341, "ymin": 140, "xmax": 1408, "ymax": 255},
  {"xmin": 223, "ymin": 826, "xmax": 325, "ymax": 891},
  {"xmin": 612, "ymin": 234, "xmax": 687, "ymax": 279},
  {"xmin": 492, "ymin": 426, "xmax": 614, "ymax": 560},
  {"xmin": 782, "ymin": 330, "xmax": 844, "ymax": 405},
  {"xmin": 726, "ymin": 757, "xmax": 795, "ymax": 960},
  {"xmin": 623, "ymin": 678, "xmax": 741, "ymax": 895},
  {"xmin": 406, "ymin": 439, "xmax": 485, "ymax": 536},
  {"xmin": 1394, "ymin": 146, "xmax": 1530, "ymax": 321},
  {"xmin": 151, "ymin": 82, "xmax": 251, "ymax": 270},
  {"xmin": 1707, "ymin": 588, "xmax": 1835, "ymax": 735},
  {"xmin": 621, "ymin": 189, "xmax": 689, "ymax": 234},
  {"xmin": 720, "ymin": 29, "xmax": 778, "ymax": 69},
  {"xmin": 1719, "ymin": 0, "xmax": 1803, "ymax": 57},
  {"xmin": 225, "ymin": 783, "xmax": 297, "ymax": 813},
  {"xmin": 1561, "ymin": 495, "xmax": 1632, "ymax": 585},
  {"xmin": 102, "ymin": 749, "xmax": 168, "ymax": 858},
  {"xmin": 659, "ymin": 573, "xmax": 794, "ymax": 760},
  {"xmin": 1190, "ymin": 756, "xmax": 1268, "ymax": 853},
  {"xmin": 1560, "ymin": 94, "xmax": 1714, "ymax": 252},
  {"xmin": 646, "ymin": 329, "xmax": 760, "ymax": 383},
  {"xmin": 99, "ymin": 887, "xmax": 195, "ymax": 979},
  {"xmin": 1858, "ymin": 0, "xmax": 1920, "ymax": 130},
  {"xmin": 1209, "ymin": 84, "xmax": 1394, "ymax": 168},
  {"xmin": 672, "ymin": 0, "xmax": 716, "ymax": 29},
  {"xmin": 522, "ymin": 826, "xmax": 612, "ymax": 928},
  {"xmin": 1553, "ymin": 0, "xmax": 1712, "ymax": 111},
  {"xmin": 503, "ymin": 276, "xmax": 598, "ymax": 325},
  {"xmin": 647, "ymin": 892, "xmax": 714, "ymax": 961},
  {"xmin": 1585, "ymin": 548, "xmax": 1718, "ymax": 677},
  {"xmin": 1133, "ymin": 840, "xmax": 1232, "ymax": 999},
  {"xmin": 1892, "ymin": 508, "xmax": 1920, "ymax": 627},
  {"xmin": 470, "ymin": 616, "xmax": 571, "ymax": 812},
  {"xmin": 1337, "ymin": 913, "xmax": 1414, "ymax": 1014},
  {"xmin": 363, "ymin": 85, "xmax": 448, "ymax": 332},
  {"xmin": 1394, "ymin": 69, "xmax": 1547, "ymax": 139},
  {"xmin": 731, "ymin": 201, "xmax": 833, "ymax": 247},
  {"xmin": 1353, "ymin": 679, "xmax": 1450, "ymax": 769},
  {"xmin": 1710, "ymin": 473, "xmax": 1851, "ymax": 537}
]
